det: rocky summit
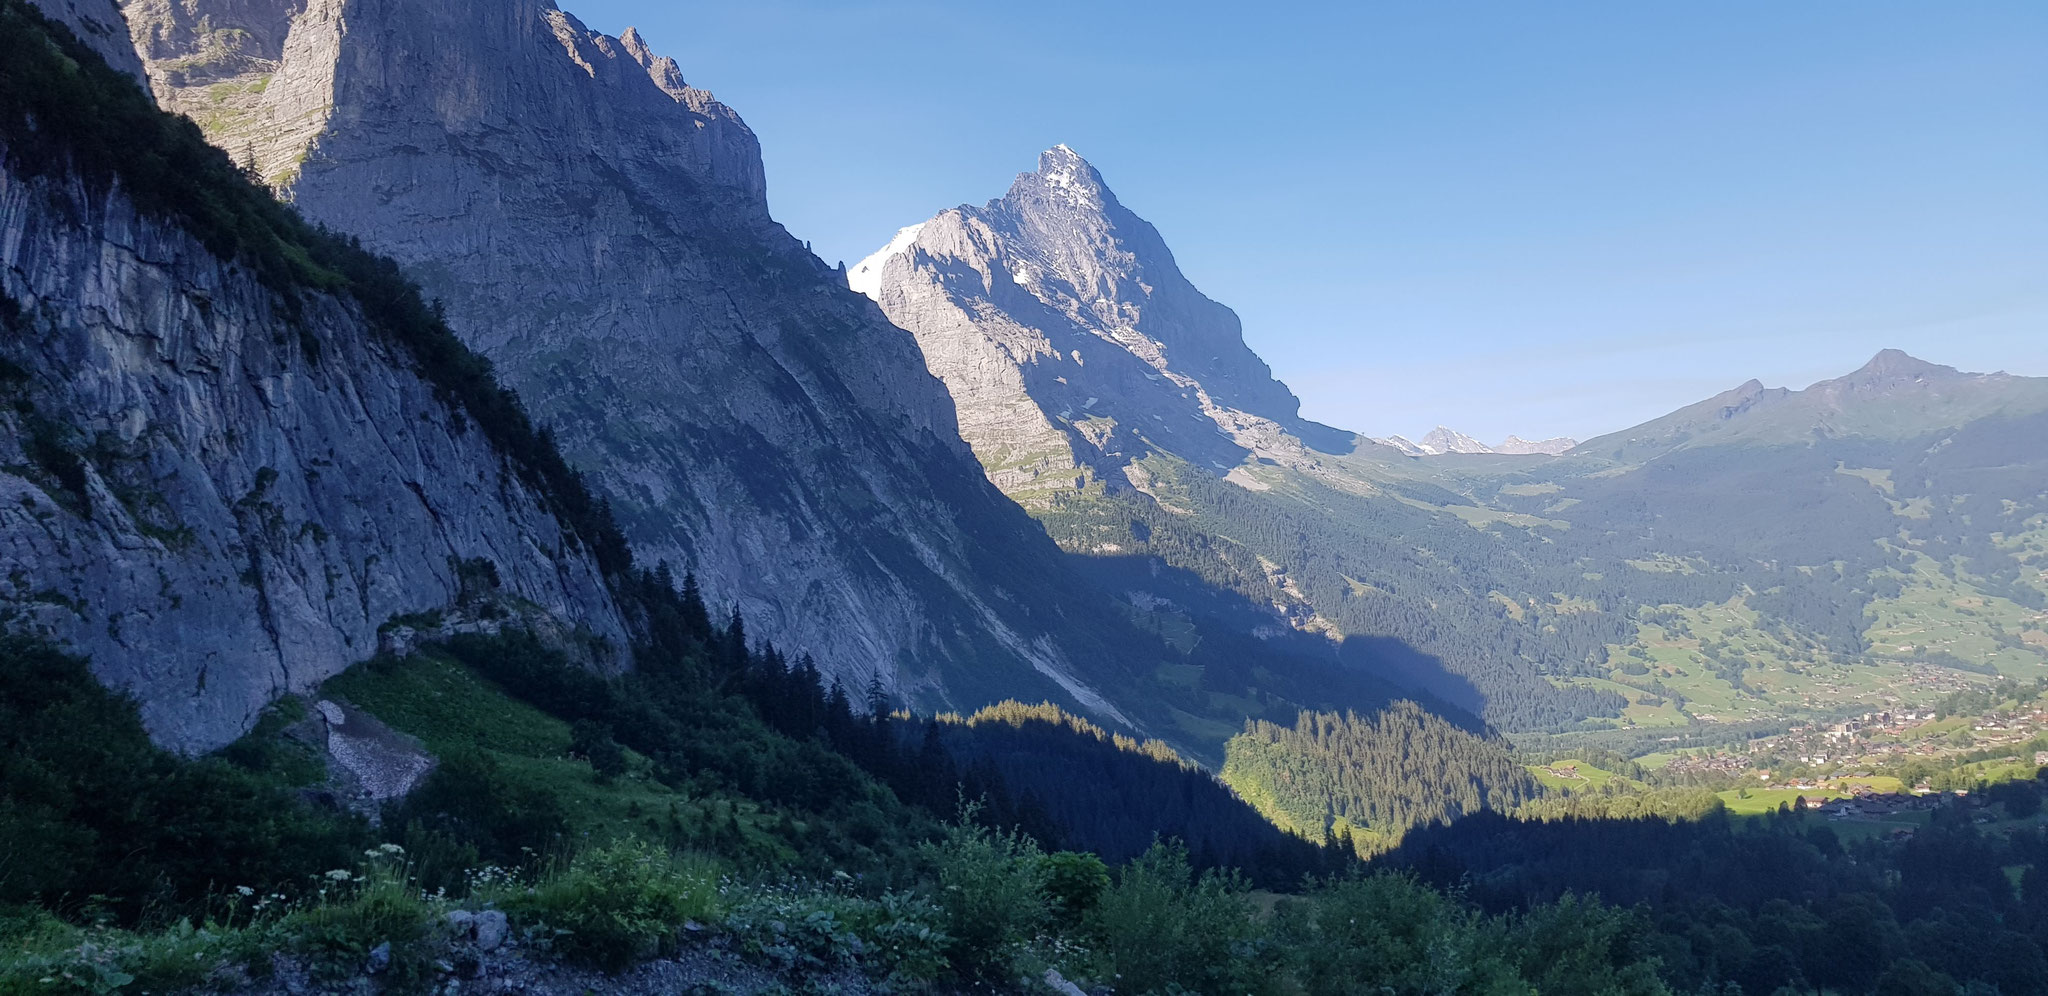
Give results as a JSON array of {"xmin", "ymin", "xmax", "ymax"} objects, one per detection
[{"xmin": 856, "ymin": 145, "xmax": 1353, "ymax": 503}]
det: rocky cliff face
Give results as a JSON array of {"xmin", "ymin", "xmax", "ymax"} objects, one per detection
[
  {"xmin": 0, "ymin": 146, "xmax": 628, "ymax": 752},
  {"xmin": 857, "ymin": 146, "xmax": 1352, "ymax": 504},
  {"xmin": 124, "ymin": 0, "xmax": 1134, "ymax": 717},
  {"xmin": 27, "ymin": 0, "xmax": 148, "ymax": 88},
  {"xmin": 122, "ymin": 0, "xmax": 345, "ymax": 187}
]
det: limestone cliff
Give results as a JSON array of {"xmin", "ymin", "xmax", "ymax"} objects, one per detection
[
  {"xmin": 125, "ymin": 0, "xmax": 1136, "ymax": 717},
  {"xmin": 27, "ymin": 0, "xmax": 148, "ymax": 88},
  {"xmin": 857, "ymin": 146, "xmax": 1352, "ymax": 504},
  {"xmin": 0, "ymin": 3, "xmax": 629, "ymax": 751}
]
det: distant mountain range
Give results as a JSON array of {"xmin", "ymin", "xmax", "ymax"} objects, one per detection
[
  {"xmin": 1573, "ymin": 349, "xmax": 2048, "ymax": 462},
  {"xmin": 1372, "ymin": 428, "xmax": 1578, "ymax": 457}
]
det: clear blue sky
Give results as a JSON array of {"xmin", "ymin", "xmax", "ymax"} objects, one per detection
[{"xmin": 567, "ymin": 1, "xmax": 2047, "ymax": 444}]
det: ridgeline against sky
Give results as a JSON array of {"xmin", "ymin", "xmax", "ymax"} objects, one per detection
[{"xmin": 567, "ymin": 0, "xmax": 2048, "ymax": 445}]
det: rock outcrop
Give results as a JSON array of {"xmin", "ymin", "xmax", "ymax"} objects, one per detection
[
  {"xmin": 28, "ymin": 0, "xmax": 148, "ymax": 88},
  {"xmin": 0, "ymin": 143, "xmax": 629, "ymax": 752},
  {"xmin": 124, "ymin": 0, "xmax": 1135, "ymax": 717},
  {"xmin": 122, "ymin": 0, "xmax": 344, "ymax": 187},
  {"xmin": 857, "ymin": 146, "xmax": 1351, "ymax": 503}
]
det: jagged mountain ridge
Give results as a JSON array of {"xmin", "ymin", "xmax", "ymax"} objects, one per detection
[
  {"xmin": 1493, "ymin": 435, "xmax": 1576, "ymax": 456},
  {"xmin": 1420, "ymin": 426, "xmax": 1492, "ymax": 455},
  {"xmin": 1, "ymin": 0, "xmax": 629, "ymax": 752},
  {"xmin": 855, "ymin": 145, "xmax": 1353, "ymax": 502},
  {"xmin": 120, "ymin": 0, "xmax": 1223, "ymax": 725}
]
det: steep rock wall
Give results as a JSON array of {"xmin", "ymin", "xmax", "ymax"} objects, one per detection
[
  {"xmin": 28, "ymin": 0, "xmax": 149, "ymax": 88},
  {"xmin": 0, "ymin": 151, "xmax": 629, "ymax": 752},
  {"xmin": 123, "ymin": 0, "xmax": 1127, "ymax": 715}
]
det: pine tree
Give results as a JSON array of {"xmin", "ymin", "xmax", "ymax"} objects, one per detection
[{"xmin": 679, "ymin": 570, "xmax": 710, "ymax": 637}]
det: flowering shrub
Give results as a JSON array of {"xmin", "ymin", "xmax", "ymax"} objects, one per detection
[
  {"xmin": 278, "ymin": 845, "xmax": 436, "ymax": 988},
  {"xmin": 500, "ymin": 839, "xmax": 719, "ymax": 970}
]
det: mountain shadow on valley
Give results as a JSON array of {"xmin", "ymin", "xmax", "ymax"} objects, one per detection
[{"xmin": 1057, "ymin": 547, "xmax": 1492, "ymax": 742}]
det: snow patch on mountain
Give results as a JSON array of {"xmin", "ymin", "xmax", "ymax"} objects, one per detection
[
  {"xmin": 1421, "ymin": 426, "xmax": 1493, "ymax": 455},
  {"xmin": 848, "ymin": 222, "xmax": 925, "ymax": 300}
]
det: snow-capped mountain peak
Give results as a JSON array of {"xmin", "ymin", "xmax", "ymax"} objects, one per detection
[
  {"xmin": 1420, "ymin": 426, "xmax": 1493, "ymax": 455},
  {"xmin": 850, "ymin": 146, "xmax": 1345, "ymax": 500}
]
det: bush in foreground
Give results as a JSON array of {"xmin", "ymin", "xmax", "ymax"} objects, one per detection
[{"xmin": 500, "ymin": 840, "xmax": 719, "ymax": 970}]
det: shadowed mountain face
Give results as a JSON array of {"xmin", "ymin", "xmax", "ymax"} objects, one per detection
[
  {"xmin": 4, "ymin": 0, "xmax": 632, "ymax": 752},
  {"xmin": 31, "ymin": 0, "xmax": 146, "ymax": 83},
  {"xmin": 119, "ymin": 0, "xmax": 1164, "ymax": 719},
  {"xmin": 112, "ymin": 0, "xmax": 1492, "ymax": 755},
  {"xmin": 855, "ymin": 146, "xmax": 1352, "ymax": 503}
]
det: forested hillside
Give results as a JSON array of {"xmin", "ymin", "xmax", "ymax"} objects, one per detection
[
  {"xmin": 1220, "ymin": 704, "xmax": 1541, "ymax": 854},
  {"xmin": 1385, "ymin": 798, "xmax": 2048, "ymax": 996},
  {"xmin": 1045, "ymin": 359, "xmax": 2048, "ymax": 745},
  {"xmin": 912, "ymin": 701, "xmax": 1334, "ymax": 876},
  {"xmin": 1042, "ymin": 467, "xmax": 1632, "ymax": 730}
]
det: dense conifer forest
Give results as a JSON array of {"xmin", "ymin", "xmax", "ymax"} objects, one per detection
[
  {"xmin": 1386, "ymin": 798, "xmax": 2048, "ymax": 995},
  {"xmin": 1220, "ymin": 705, "xmax": 1540, "ymax": 853}
]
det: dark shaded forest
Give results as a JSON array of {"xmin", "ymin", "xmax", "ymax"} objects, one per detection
[{"xmin": 1385, "ymin": 797, "xmax": 2048, "ymax": 995}]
